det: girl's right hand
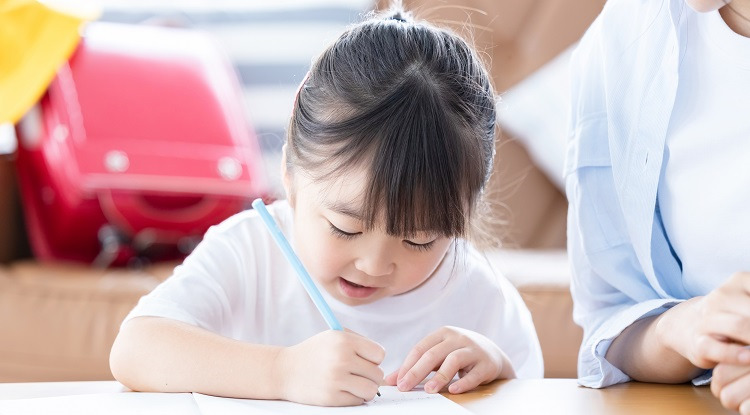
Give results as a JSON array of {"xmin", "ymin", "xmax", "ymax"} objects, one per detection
[
  {"xmin": 657, "ymin": 272, "xmax": 750, "ymax": 369},
  {"xmin": 275, "ymin": 330, "xmax": 385, "ymax": 407}
]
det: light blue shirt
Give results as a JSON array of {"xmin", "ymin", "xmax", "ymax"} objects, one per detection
[{"xmin": 565, "ymin": 0, "xmax": 713, "ymax": 388}]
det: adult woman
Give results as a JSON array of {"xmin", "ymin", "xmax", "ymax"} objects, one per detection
[{"xmin": 566, "ymin": 0, "xmax": 750, "ymax": 412}]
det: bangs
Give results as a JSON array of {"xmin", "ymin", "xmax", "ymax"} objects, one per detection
[
  {"xmin": 286, "ymin": 17, "xmax": 495, "ymax": 239},
  {"xmin": 299, "ymin": 67, "xmax": 484, "ymax": 238}
]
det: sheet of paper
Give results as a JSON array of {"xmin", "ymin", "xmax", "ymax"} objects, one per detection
[
  {"xmin": 0, "ymin": 392, "xmax": 200, "ymax": 415},
  {"xmin": 193, "ymin": 386, "xmax": 474, "ymax": 415},
  {"xmin": 0, "ymin": 386, "xmax": 473, "ymax": 415}
]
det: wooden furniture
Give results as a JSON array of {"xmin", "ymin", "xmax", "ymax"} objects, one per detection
[
  {"xmin": 454, "ymin": 379, "xmax": 734, "ymax": 415},
  {"xmin": 0, "ymin": 379, "xmax": 733, "ymax": 414}
]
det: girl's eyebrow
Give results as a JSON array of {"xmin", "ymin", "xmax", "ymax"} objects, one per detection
[{"xmin": 323, "ymin": 200, "xmax": 364, "ymax": 220}]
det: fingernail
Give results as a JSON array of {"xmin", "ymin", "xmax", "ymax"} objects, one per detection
[
  {"xmin": 397, "ymin": 378, "xmax": 405, "ymax": 390},
  {"xmin": 425, "ymin": 380, "xmax": 437, "ymax": 393}
]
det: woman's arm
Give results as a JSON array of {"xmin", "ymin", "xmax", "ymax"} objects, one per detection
[
  {"xmin": 607, "ymin": 274, "xmax": 750, "ymax": 384},
  {"xmin": 605, "ymin": 299, "xmax": 705, "ymax": 383}
]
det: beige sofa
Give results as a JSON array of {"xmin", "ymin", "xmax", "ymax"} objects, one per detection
[{"xmin": 0, "ymin": 0, "xmax": 605, "ymax": 382}]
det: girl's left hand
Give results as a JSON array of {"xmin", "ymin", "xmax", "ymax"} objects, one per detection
[
  {"xmin": 711, "ymin": 361, "xmax": 750, "ymax": 414},
  {"xmin": 384, "ymin": 326, "xmax": 515, "ymax": 394}
]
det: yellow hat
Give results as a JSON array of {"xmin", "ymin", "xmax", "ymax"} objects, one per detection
[{"xmin": 0, "ymin": 0, "xmax": 98, "ymax": 124}]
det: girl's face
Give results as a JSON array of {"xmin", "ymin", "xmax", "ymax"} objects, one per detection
[{"xmin": 285, "ymin": 167, "xmax": 454, "ymax": 306}]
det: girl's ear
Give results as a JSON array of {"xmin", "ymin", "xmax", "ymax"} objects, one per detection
[{"xmin": 280, "ymin": 144, "xmax": 295, "ymax": 207}]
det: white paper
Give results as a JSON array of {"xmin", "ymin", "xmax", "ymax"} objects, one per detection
[
  {"xmin": 193, "ymin": 386, "xmax": 474, "ymax": 414},
  {"xmin": 0, "ymin": 392, "xmax": 200, "ymax": 415},
  {"xmin": 0, "ymin": 387, "xmax": 472, "ymax": 415}
]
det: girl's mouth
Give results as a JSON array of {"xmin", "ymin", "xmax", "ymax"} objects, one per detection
[{"xmin": 338, "ymin": 277, "xmax": 378, "ymax": 298}]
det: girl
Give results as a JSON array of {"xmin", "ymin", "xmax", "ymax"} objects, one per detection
[
  {"xmin": 566, "ymin": 0, "xmax": 750, "ymax": 412},
  {"xmin": 110, "ymin": 7, "xmax": 542, "ymax": 407}
]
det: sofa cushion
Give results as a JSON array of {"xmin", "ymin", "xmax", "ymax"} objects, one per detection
[
  {"xmin": 0, "ymin": 251, "xmax": 579, "ymax": 381},
  {"xmin": 0, "ymin": 261, "xmax": 173, "ymax": 382},
  {"xmin": 486, "ymin": 249, "xmax": 580, "ymax": 378}
]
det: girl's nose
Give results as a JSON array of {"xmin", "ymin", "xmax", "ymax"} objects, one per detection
[{"xmin": 354, "ymin": 251, "xmax": 395, "ymax": 277}]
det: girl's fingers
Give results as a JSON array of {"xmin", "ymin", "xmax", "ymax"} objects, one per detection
[
  {"xmin": 424, "ymin": 349, "xmax": 475, "ymax": 394},
  {"xmin": 329, "ymin": 390, "xmax": 365, "ymax": 407},
  {"xmin": 397, "ymin": 340, "xmax": 457, "ymax": 392},
  {"xmin": 352, "ymin": 336, "xmax": 386, "ymax": 366},
  {"xmin": 342, "ymin": 374, "xmax": 381, "ymax": 402},
  {"xmin": 349, "ymin": 356, "xmax": 385, "ymax": 386},
  {"xmin": 447, "ymin": 361, "xmax": 489, "ymax": 395},
  {"xmin": 383, "ymin": 370, "xmax": 398, "ymax": 386},
  {"xmin": 396, "ymin": 331, "xmax": 445, "ymax": 383}
]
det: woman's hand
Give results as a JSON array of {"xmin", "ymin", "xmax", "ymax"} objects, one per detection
[
  {"xmin": 275, "ymin": 330, "xmax": 384, "ymax": 407},
  {"xmin": 384, "ymin": 326, "xmax": 514, "ymax": 395},
  {"xmin": 657, "ymin": 272, "xmax": 750, "ymax": 369},
  {"xmin": 712, "ymin": 362, "xmax": 750, "ymax": 414}
]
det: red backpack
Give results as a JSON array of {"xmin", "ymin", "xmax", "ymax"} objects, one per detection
[{"xmin": 15, "ymin": 22, "xmax": 269, "ymax": 267}]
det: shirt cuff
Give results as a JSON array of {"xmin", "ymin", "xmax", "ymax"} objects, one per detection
[
  {"xmin": 692, "ymin": 370, "xmax": 712, "ymax": 386},
  {"xmin": 578, "ymin": 298, "xmax": 684, "ymax": 388}
]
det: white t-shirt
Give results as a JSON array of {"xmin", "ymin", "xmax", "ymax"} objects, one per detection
[
  {"xmin": 659, "ymin": 9, "xmax": 750, "ymax": 296},
  {"xmin": 124, "ymin": 200, "xmax": 543, "ymax": 378}
]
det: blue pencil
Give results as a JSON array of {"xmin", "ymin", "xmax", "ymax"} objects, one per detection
[
  {"xmin": 252, "ymin": 198, "xmax": 343, "ymax": 331},
  {"xmin": 252, "ymin": 199, "xmax": 380, "ymax": 397}
]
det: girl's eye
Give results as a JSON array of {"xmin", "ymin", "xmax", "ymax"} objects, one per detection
[
  {"xmin": 328, "ymin": 222, "xmax": 361, "ymax": 240},
  {"xmin": 404, "ymin": 239, "xmax": 436, "ymax": 252}
]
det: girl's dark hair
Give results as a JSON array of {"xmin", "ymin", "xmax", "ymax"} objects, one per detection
[{"xmin": 286, "ymin": 7, "xmax": 496, "ymax": 240}]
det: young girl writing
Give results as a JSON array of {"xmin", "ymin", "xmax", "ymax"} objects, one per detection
[{"xmin": 110, "ymin": 7, "xmax": 543, "ymax": 407}]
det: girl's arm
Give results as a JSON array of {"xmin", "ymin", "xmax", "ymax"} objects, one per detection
[
  {"xmin": 110, "ymin": 316, "xmax": 385, "ymax": 406},
  {"xmin": 110, "ymin": 316, "xmax": 284, "ymax": 399}
]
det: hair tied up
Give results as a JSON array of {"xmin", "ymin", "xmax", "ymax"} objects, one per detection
[{"xmin": 388, "ymin": 11, "xmax": 408, "ymax": 23}]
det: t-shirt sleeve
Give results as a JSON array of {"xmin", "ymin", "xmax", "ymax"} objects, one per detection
[
  {"xmin": 461, "ymin": 256, "xmax": 544, "ymax": 379},
  {"xmin": 489, "ymin": 273, "xmax": 545, "ymax": 379},
  {"xmin": 122, "ymin": 218, "xmax": 255, "ymax": 338}
]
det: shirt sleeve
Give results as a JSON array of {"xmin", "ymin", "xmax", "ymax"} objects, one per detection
[
  {"xmin": 122, "ymin": 218, "xmax": 253, "ymax": 338},
  {"xmin": 493, "ymin": 273, "xmax": 545, "ymax": 379},
  {"xmin": 565, "ymin": 9, "xmax": 692, "ymax": 388},
  {"xmin": 458, "ymin": 251, "xmax": 544, "ymax": 379}
]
